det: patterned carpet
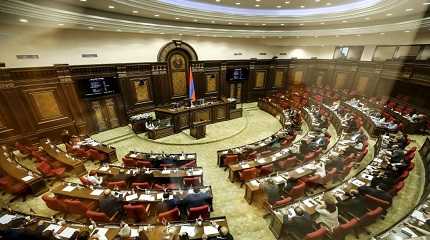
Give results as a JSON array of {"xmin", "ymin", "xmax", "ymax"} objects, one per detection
[{"xmin": 1, "ymin": 102, "xmax": 427, "ymax": 240}]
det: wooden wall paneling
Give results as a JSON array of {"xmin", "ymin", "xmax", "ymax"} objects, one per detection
[
  {"xmin": 410, "ymin": 63, "xmax": 430, "ymax": 87},
  {"xmin": 121, "ymin": 64, "xmax": 154, "ymax": 115},
  {"xmin": 254, "ymin": 70, "xmax": 267, "ymax": 89},
  {"xmin": 0, "ymin": 83, "xmax": 22, "ymax": 142},
  {"xmin": 220, "ymin": 63, "xmax": 228, "ymax": 98},
  {"xmin": 151, "ymin": 64, "xmax": 170, "ymax": 105}
]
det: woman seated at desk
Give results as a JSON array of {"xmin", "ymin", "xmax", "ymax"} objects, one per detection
[{"xmin": 315, "ymin": 192, "xmax": 340, "ymax": 231}]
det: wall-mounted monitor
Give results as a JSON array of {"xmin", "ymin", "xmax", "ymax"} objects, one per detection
[
  {"xmin": 226, "ymin": 67, "xmax": 249, "ymax": 81},
  {"xmin": 77, "ymin": 76, "xmax": 120, "ymax": 99}
]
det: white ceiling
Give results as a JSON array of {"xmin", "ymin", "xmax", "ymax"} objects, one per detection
[{"xmin": 0, "ymin": 0, "xmax": 429, "ymax": 38}]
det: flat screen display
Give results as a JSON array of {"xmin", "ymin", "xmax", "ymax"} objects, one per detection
[
  {"xmin": 226, "ymin": 68, "xmax": 249, "ymax": 81},
  {"xmin": 77, "ymin": 77, "xmax": 119, "ymax": 98}
]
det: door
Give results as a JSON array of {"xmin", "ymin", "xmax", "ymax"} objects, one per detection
[
  {"xmin": 89, "ymin": 98, "xmax": 120, "ymax": 132},
  {"xmin": 229, "ymin": 83, "xmax": 243, "ymax": 103}
]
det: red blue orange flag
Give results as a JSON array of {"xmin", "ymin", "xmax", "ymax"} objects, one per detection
[{"xmin": 188, "ymin": 66, "xmax": 196, "ymax": 102}]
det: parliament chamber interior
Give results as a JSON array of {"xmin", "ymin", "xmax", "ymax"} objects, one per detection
[{"xmin": 1, "ymin": 0, "xmax": 430, "ymax": 240}]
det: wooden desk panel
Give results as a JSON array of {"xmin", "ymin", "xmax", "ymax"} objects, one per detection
[{"xmin": 40, "ymin": 141, "xmax": 87, "ymax": 176}]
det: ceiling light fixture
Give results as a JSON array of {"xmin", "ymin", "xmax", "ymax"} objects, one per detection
[
  {"xmin": 255, "ymin": 4, "xmax": 260, "ymax": 7},
  {"xmin": 58, "ymin": 23, "xmax": 64, "ymax": 26},
  {"xmin": 405, "ymin": 8, "xmax": 413, "ymax": 11},
  {"xmin": 132, "ymin": 10, "xmax": 139, "ymax": 13},
  {"xmin": 154, "ymin": 14, "xmax": 160, "ymax": 17},
  {"xmin": 326, "ymin": 2, "xmax": 332, "ymax": 5},
  {"xmin": 386, "ymin": 13, "xmax": 392, "ymax": 16},
  {"xmin": 300, "ymin": 5, "xmax": 305, "ymax": 8},
  {"xmin": 108, "ymin": 5, "xmax": 115, "ymax": 9},
  {"xmin": 88, "ymin": 26, "xmax": 94, "ymax": 29},
  {"xmin": 19, "ymin": 18, "xmax": 28, "ymax": 23},
  {"xmin": 235, "ymin": 2, "xmax": 240, "ymax": 5}
]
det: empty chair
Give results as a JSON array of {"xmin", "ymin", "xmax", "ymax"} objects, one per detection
[
  {"xmin": 277, "ymin": 156, "xmax": 297, "ymax": 171},
  {"xmin": 180, "ymin": 160, "xmax": 197, "ymax": 168},
  {"xmin": 287, "ymin": 181, "xmax": 306, "ymax": 199},
  {"xmin": 389, "ymin": 181, "xmax": 405, "ymax": 196},
  {"xmin": 317, "ymin": 168, "xmax": 337, "ymax": 185},
  {"xmin": 86, "ymin": 210, "xmax": 116, "ymax": 222},
  {"xmin": 301, "ymin": 175, "xmax": 321, "ymax": 188},
  {"xmin": 238, "ymin": 168, "xmax": 258, "ymax": 186},
  {"xmin": 160, "ymin": 163, "xmax": 175, "ymax": 168},
  {"xmin": 259, "ymin": 164, "xmax": 273, "ymax": 177},
  {"xmin": 122, "ymin": 157, "xmax": 136, "ymax": 167},
  {"xmin": 106, "ymin": 180, "xmax": 127, "ymax": 190},
  {"xmin": 183, "ymin": 177, "xmax": 201, "ymax": 187},
  {"xmin": 407, "ymin": 162, "xmax": 415, "ymax": 172},
  {"xmin": 42, "ymin": 194, "xmax": 65, "ymax": 212},
  {"xmin": 356, "ymin": 207, "xmax": 383, "ymax": 235},
  {"xmin": 0, "ymin": 176, "xmax": 28, "ymax": 195},
  {"xmin": 304, "ymin": 152, "xmax": 316, "ymax": 162},
  {"xmin": 270, "ymin": 196, "xmax": 292, "ymax": 208},
  {"xmin": 87, "ymin": 149, "xmax": 107, "ymax": 161},
  {"xmin": 136, "ymin": 160, "xmax": 152, "ymax": 168},
  {"xmin": 36, "ymin": 161, "xmax": 65, "ymax": 177},
  {"xmin": 63, "ymin": 199, "xmax": 96, "ymax": 216},
  {"xmin": 123, "ymin": 203, "xmax": 150, "ymax": 222},
  {"xmin": 187, "ymin": 204, "xmax": 210, "ymax": 220},
  {"xmin": 131, "ymin": 182, "xmax": 151, "ymax": 190},
  {"xmin": 223, "ymin": 155, "xmax": 238, "ymax": 167},
  {"xmin": 158, "ymin": 207, "xmax": 181, "ymax": 223}
]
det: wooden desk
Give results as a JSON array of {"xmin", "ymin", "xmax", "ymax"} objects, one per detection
[
  {"xmin": 190, "ymin": 124, "xmax": 206, "ymax": 139},
  {"xmin": 81, "ymin": 142, "xmax": 117, "ymax": 162},
  {"xmin": 147, "ymin": 125, "xmax": 175, "ymax": 140},
  {"xmin": 125, "ymin": 151, "xmax": 197, "ymax": 168},
  {"xmin": 0, "ymin": 148, "xmax": 47, "ymax": 195},
  {"xmin": 154, "ymin": 99, "xmax": 241, "ymax": 137},
  {"xmin": 40, "ymin": 141, "xmax": 87, "ymax": 176},
  {"xmin": 95, "ymin": 165, "xmax": 204, "ymax": 187}
]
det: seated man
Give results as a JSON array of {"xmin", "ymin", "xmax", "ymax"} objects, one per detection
[
  {"xmin": 158, "ymin": 192, "xmax": 179, "ymax": 212},
  {"xmin": 337, "ymin": 189, "xmax": 368, "ymax": 217},
  {"xmin": 282, "ymin": 207, "xmax": 314, "ymax": 239},
  {"xmin": 181, "ymin": 187, "xmax": 211, "ymax": 210},
  {"xmin": 260, "ymin": 179, "xmax": 281, "ymax": 204},
  {"xmin": 99, "ymin": 189, "xmax": 124, "ymax": 218},
  {"xmin": 358, "ymin": 185, "xmax": 393, "ymax": 204}
]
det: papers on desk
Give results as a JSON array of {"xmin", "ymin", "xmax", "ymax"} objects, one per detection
[
  {"xmin": 90, "ymin": 189, "xmax": 104, "ymax": 196},
  {"xmin": 92, "ymin": 228, "xmax": 109, "ymax": 238},
  {"xmin": 58, "ymin": 227, "xmax": 77, "ymax": 238},
  {"xmin": 187, "ymin": 154, "xmax": 194, "ymax": 159},
  {"xmin": 351, "ymin": 179, "xmax": 366, "ymax": 187},
  {"xmin": 129, "ymin": 153, "xmax": 137, "ymax": 158},
  {"xmin": 62, "ymin": 186, "xmax": 76, "ymax": 192},
  {"xmin": 400, "ymin": 227, "xmax": 418, "ymax": 237},
  {"xmin": 411, "ymin": 210, "xmax": 427, "ymax": 222},
  {"xmin": 21, "ymin": 175, "xmax": 34, "ymax": 182},
  {"xmin": 157, "ymin": 193, "xmax": 164, "ymax": 200},
  {"xmin": 131, "ymin": 228, "xmax": 139, "ymax": 238},
  {"xmin": 240, "ymin": 163, "xmax": 250, "ymax": 169},
  {"xmin": 273, "ymin": 176, "xmax": 284, "ymax": 184},
  {"xmin": 126, "ymin": 193, "xmax": 139, "ymax": 201},
  {"xmin": 287, "ymin": 208, "xmax": 296, "ymax": 218},
  {"xmin": 0, "ymin": 214, "xmax": 16, "ymax": 224},
  {"xmin": 257, "ymin": 159, "xmax": 266, "ymax": 164},
  {"xmin": 99, "ymin": 166, "xmax": 110, "ymax": 172},
  {"xmin": 295, "ymin": 167, "xmax": 305, "ymax": 174},
  {"xmin": 44, "ymin": 224, "xmax": 62, "ymax": 233},
  {"xmin": 250, "ymin": 180, "xmax": 259, "ymax": 187},
  {"xmin": 139, "ymin": 194, "xmax": 155, "ymax": 201},
  {"xmin": 204, "ymin": 226, "xmax": 219, "ymax": 235},
  {"xmin": 303, "ymin": 198, "xmax": 316, "ymax": 208},
  {"xmin": 275, "ymin": 152, "xmax": 282, "ymax": 157},
  {"xmin": 179, "ymin": 155, "xmax": 185, "ymax": 160},
  {"xmin": 161, "ymin": 169, "xmax": 171, "ymax": 174},
  {"xmin": 179, "ymin": 226, "xmax": 196, "ymax": 237},
  {"xmin": 192, "ymin": 169, "xmax": 203, "ymax": 176},
  {"xmin": 361, "ymin": 173, "xmax": 374, "ymax": 181}
]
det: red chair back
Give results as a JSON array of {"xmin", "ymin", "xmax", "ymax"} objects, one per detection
[
  {"xmin": 259, "ymin": 164, "xmax": 273, "ymax": 176},
  {"xmin": 158, "ymin": 207, "xmax": 180, "ymax": 223},
  {"xmin": 304, "ymin": 227, "xmax": 328, "ymax": 240},
  {"xmin": 332, "ymin": 218, "xmax": 358, "ymax": 240},
  {"xmin": 180, "ymin": 160, "xmax": 197, "ymax": 168},
  {"xmin": 358, "ymin": 207, "xmax": 383, "ymax": 227},
  {"xmin": 239, "ymin": 168, "xmax": 258, "ymax": 182},
  {"xmin": 131, "ymin": 182, "xmax": 151, "ymax": 190},
  {"xmin": 278, "ymin": 156, "xmax": 297, "ymax": 170},
  {"xmin": 64, "ymin": 199, "xmax": 91, "ymax": 215},
  {"xmin": 272, "ymin": 197, "xmax": 292, "ymax": 208},
  {"xmin": 304, "ymin": 152, "xmax": 316, "ymax": 162},
  {"xmin": 124, "ymin": 204, "xmax": 147, "ymax": 222},
  {"xmin": 188, "ymin": 204, "xmax": 210, "ymax": 220},
  {"xmin": 106, "ymin": 180, "xmax": 127, "ymax": 190},
  {"xmin": 86, "ymin": 210, "xmax": 110, "ymax": 222},
  {"xmin": 122, "ymin": 157, "xmax": 136, "ymax": 167},
  {"xmin": 137, "ymin": 160, "xmax": 152, "ymax": 168},
  {"xmin": 223, "ymin": 155, "xmax": 238, "ymax": 166},
  {"xmin": 364, "ymin": 194, "xmax": 391, "ymax": 209},
  {"xmin": 42, "ymin": 195, "xmax": 65, "ymax": 212},
  {"xmin": 389, "ymin": 181, "xmax": 405, "ymax": 195},
  {"xmin": 183, "ymin": 177, "xmax": 201, "ymax": 187},
  {"xmin": 287, "ymin": 181, "xmax": 306, "ymax": 199}
]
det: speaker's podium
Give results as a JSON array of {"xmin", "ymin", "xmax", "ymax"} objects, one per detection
[{"xmin": 190, "ymin": 121, "xmax": 207, "ymax": 139}]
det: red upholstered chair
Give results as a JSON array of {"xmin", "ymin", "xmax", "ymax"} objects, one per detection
[
  {"xmin": 79, "ymin": 176, "xmax": 92, "ymax": 186},
  {"xmin": 183, "ymin": 177, "xmax": 201, "ymax": 187},
  {"xmin": 86, "ymin": 210, "xmax": 116, "ymax": 222},
  {"xmin": 271, "ymin": 196, "xmax": 292, "ymax": 208},
  {"xmin": 152, "ymin": 184, "xmax": 165, "ymax": 191},
  {"xmin": 277, "ymin": 156, "xmax": 297, "ymax": 171},
  {"xmin": 259, "ymin": 164, "xmax": 273, "ymax": 177},
  {"xmin": 287, "ymin": 181, "xmax": 306, "ymax": 199},
  {"xmin": 63, "ymin": 199, "xmax": 96, "ymax": 216},
  {"xmin": 397, "ymin": 171, "xmax": 409, "ymax": 183},
  {"xmin": 407, "ymin": 162, "xmax": 415, "ymax": 172},
  {"xmin": 406, "ymin": 147, "xmax": 417, "ymax": 156},
  {"xmin": 238, "ymin": 168, "xmax": 258, "ymax": 187},
  {"xmin": 314, "ymin": 148, "xmax": 323, "ymax": 157},
  {"xmin": 131, "ymin": 182, "xmax": 151, "ymax": 190},
  {"xmin": 165, "ymin": 183, "xmax": 178, "ymax": 190},
  {"xmin": 389, "ymin": 181, "xmax": 405, "ymax": 196},
  {"xmin": 122, "ymin": 157, "xmax": 136, "ymax": 167},
  {"xmin": 356, "ymin": 147, "xmax": 368, "ymax": 162},
  {"xmin": 37, "ymin": 161, "xmax": 65, "ymax": 177},
  {"xmin": 0, "ymin": 176, "xmax": 11, "ymax": 190},
  {"xmin": 405, "ymin": 152, "xmax": 416, "ymax": 162},
  {"xmin": 317, "ymin": 168, "xmax": 337, "ymax": 185},
  {"xmin": 304, "ymin": 227, "xmax": 329, "ymax": 240},
  {"xmin": 331, "ymin": 218, "xmax": 358, "ymax": 240},
  {"xmin": 136, "ymin": 160, "xmax": 152, "ymax": 168},
  {"xmin": 15, "ymin": 143, "xmax": 32, "ymax": 155},
  {"xmin": 157, "ymin": 207, "xmax": 181, "ymax": 223},
  {"xmin": 363, "ymin": 194, "xmax": 391, "ymax": 210},
  {"xmin": 123, "ymin": 203, "xmax": 150, "ymax": 222},
  {"xmin": 187, "ymin": 204, "xmax": 210, "ymax": 220},
  {"xmin": 356, "ymin": 207, "xmax": 383, "ymax": 235},
  {"xmin": 42, "ymin": 194, "xmax": 65, "ymax": 212},
  {"xmin": 343, "ymin": 153, "xmax": 355, "ymax": 166},
  {"xmin": 223, "ymin": 155, "xmax": 238, "ymax": 167},
  {"xmin": 5, "ymin": 180, "xmax": 27, "ymax": 195},
  {"xmin": 336, "ymin": 162, "xmax": 353, "ymax": 180},
  {"xmin": 304, "ymin": 152, "xmax": 316, "ymax": 162},
  {"xmin": 160, "ymin": 163, "xmax": 175, "ymax": 168},
  {"xmin": 247, "ymin": 151, "xmax": 258, "ymax": 160},
  {"xmin": 180, "ymin": 160, "xmax": 197, "ymax": 168},
  {"xmin": 301, "ymin": 175, "xmax": 321, "ymax": 188},
  {"xmin": 87, "ymin": 149, "xmax": 107, "ymax": 161},
  {"xmin": 106, "ymin": 180, "xmax": 127, "ymax": 190}
]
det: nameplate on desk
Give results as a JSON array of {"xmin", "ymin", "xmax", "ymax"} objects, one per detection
[
  {"xmin": 179, "ymin": 155, "xmax": 185, "ymax": 160},
  {"xmin": 90, "ymin": 189, "xmax": 104, "ymax": 196},
  {"xmin": 161, "ymin": 170, "xmax": 171, "ymax": 174},
  {"xmin": 129, "ymin": 154, "xmax": 137, "ymax": 158},
  {"xmin": 187, "ymin": 155, "xmax": 195, "ymax": 159},
  {"xmin": 351, "ymin": 179, "xmax": 365, "ymax": 187},
  {"xmin": 192, "ymin": 170, "xmax": 203, "ymax": 176},
  {"xmin": 303, "ymin": 198, "xmax": 316, "ymax": 208},
  {"xmin": 92, "ymin": 228, "xmax": 108, "ymax": 238},
  {"xmin": 250, "ymin": 180, "xmax": 259, "ymax": 187},
  {"xmin": 240, "ymin": 164, "xmax": 250, "ymax": 169},
  {"xmin": 295, "ymin": 167, "xmax": 305, "ymax": 174},
  {"xmin": 139, "ymin": 194, "xmax": 155, "ymax": 201},
  {"xmin": 126, "ymin": 193, "xmax": 139, "ymax": 201},
  {"xmin": 21, "ymin": 175, "xmax": 34, "ymax": 182},
  {"xmin": 62, "ymin": 186, "xmax": 76, "ymax": 192},
  {"xmin": 257, "ymin": 159, "xmax": 266, "ymax": 164}
]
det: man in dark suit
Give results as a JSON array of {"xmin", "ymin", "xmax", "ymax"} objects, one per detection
[
  {"xmin": 337, "ymin": 189, "xmax": 368, "ymax": 217},
  {"xmin": 282, "ymin": 207, "xmax": 314, "ymax": 238},
  {"xmin": 181, "ymin": 188, "xmax": 211, "ymax": 210},
  {"xmin": 261, "ymin": 179, "xmax": 281, "ymax": 204},
  {"xmin": 159, "ymin": 192, "xmax": 179, "ymax": 212},
  {"xmin": 358, "ymin": 185, "xmax": 393, "ymax": 203},
  {"xmin": 99, "ymin": 189, "xmax": 124, "ymax": 217}
]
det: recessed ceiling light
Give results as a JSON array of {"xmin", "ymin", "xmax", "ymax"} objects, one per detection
[
  {"xmin": 276, "ymin": 5, "xmax": 282, "ymax": 8},
  {"xmin": 423, "ymin": 2, "xmax": 430, "ymax": 5},
  {"xmin": 228, "ymin": 22, "xmax": 232, "ymax": 24},
  {"xmin": 197, "ymin": 34, "xmax": 201, "ymax": 36},
  {"xmin": 108, "ymin": 5, "xmax": 114, "ymax": 9},
  {"xmin": 193, "ymin": 19, "xmax": 198, "ymax": 22},
  {"xmin": 216, "ymin": 0, "xmax": 221, "ymax": 2},
  {"xmin": 255, "ymin": 4, "xmax": 260, "ymax": 7},
  {"xmin": 299, "ymin": 23, "xmax": 304, "ymax": 26},
  {"xmin": 160, "ymin": 32, "xmax": 165, "ymax": 34},
  {"xmin": 88, "ymin": 26, "xmax": 94, "ymax": 29},
  {"xmin": 356, "ymin": 34, "xmax": 361, "ymax": 36},
  {"xmin": 179, "ymin": 33, "xmax": 183, "ymax": 36},
  {"xmin": 365, "ymin": 17, "xmax": 370, "ymax": 20},
  {"xmin": 261, "ymin": 23, "xmax": 266, "ymax": 26},
  {"xmin": 342, "ymin": 20, "xmax": 348, "ymax": 23},
  {"xmin": 58, "ymin": 23, "xmax": 64, "ymax": 26},
  {"xmin": 132, "ymin": 10, "xmax": 139, "ymax": 14},
  {"xmin": 19, "ymin": 18, "xmax": 28, "ymax": 23},
  {"xmin": 229, "ymin": 36, "xmax": 233, "ymax": 38},
  {"xmin": 154, "ymin": 14, "xmax": 160, "ymax": 17},
  {"xmin": 405, "ymin": 8, "xmax": 413, "ymax": 11},
  {"xmin": 285, "ymin": 1, "xmax": 290, "ymax": 4},
  {"xmin": 80, "ymin": 0, "xmax": 87, "ymax": 2},
  {"xmin": 211, "ymin": 20, "xmax": 215, "ymax": 23},
  {"xmin": 300, "ymin": 5, "xmax": 305, "ymax": 8},
  {"xmin": 315, "ymin": 0, "xmax": 320, "ymax": 2},
  {"xmin": 117, "ymin": 29, "xmax": 122, "ymax": 32},
  {"xmin": 235, "ymin": 2, "xmax": 240, "ymax": 5},
  {"xmin": 326, "ymin": 2, "xmax": 332, "ymax": 6},
  {"xmin": 175, "ymin": 17, "xmax": 180, "ymax": 20},
  {"xmin": 245, "ymin": 23, "xmax": 249, "ymax": 25},
  {"xmin": 380, "ymin": 32, "xmax": 385, "ymax": 35},
  {"xmin": 256, "ymin": 0, "xmax": 261, "ymax": 2},
  {"xmin": 386, "ymin": 13, "xmax": 393, "ymax": 16},
  {"xmin": 280, "ymin": 23, "xmax": 285, "ymax": 26},
  {"xmin": 320, "ymin": 22, "xmax": 325, "ymax": 25},
  {"xmin": 404, "ymin": 30, "xmax": 410, "ymax": 32}
]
